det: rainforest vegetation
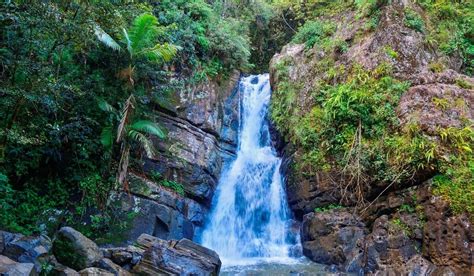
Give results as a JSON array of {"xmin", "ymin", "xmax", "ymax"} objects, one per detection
[{"xmin": 0, "ymin": 0, "xmax": 473, "ymax": 243}]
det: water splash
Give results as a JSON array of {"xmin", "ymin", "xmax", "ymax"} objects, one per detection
[{"xmin": 201, "ymin": 74, "xmax": 296, "ymax": 265}]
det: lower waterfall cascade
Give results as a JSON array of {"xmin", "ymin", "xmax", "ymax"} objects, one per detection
[{"xmin": 200, "ymin": 74, "xmax": 297, "ymax": 265}]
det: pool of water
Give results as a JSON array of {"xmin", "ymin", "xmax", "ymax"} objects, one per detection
[{"xmin": 220, "ymin": 257, "xmax": 332, "ymax": 276}]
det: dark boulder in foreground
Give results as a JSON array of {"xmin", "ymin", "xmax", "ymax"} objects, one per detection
[{"xmin": 132, "ymin": 234, "xmax": 221, "ymax": 275}]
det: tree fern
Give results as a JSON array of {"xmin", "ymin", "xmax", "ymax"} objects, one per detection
[{"xmin": 94, "ymin": 25, "xmax": 121, "ymax": 51}]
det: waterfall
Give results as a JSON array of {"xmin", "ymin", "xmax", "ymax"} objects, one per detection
[{"xmin": 201, "ymin": 74, "xmax": 296, "ymax": 265}]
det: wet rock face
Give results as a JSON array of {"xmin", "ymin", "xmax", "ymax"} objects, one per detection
[
  {"xmin": 0, "ymin": 231, "xmax": 52, "ymax": 273},
  {"xmin": 0, "ymin": 255, "xmax": 35, "ymax": 276},
  {"xmin": 115, "ymin": 174, "xmax": 208, "ymax": 244},
  {"xmin": 146, "ymin": 73, "xmax": 241, "ymax": 207},
  {"xmin": 117, "ymin": 74, "xmax": 240, "ymax": 244}
]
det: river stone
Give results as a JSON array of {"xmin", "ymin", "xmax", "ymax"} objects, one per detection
[
  {"xmin": 78, "ymin": 267, "xmax": 114, "ymax": 276},
  {"xmin": 301, "ymin": 209, "xmax": 367, "ymax": 271},
  {"xmin": 96, "ymin": 258, "xmax": 131, "ymax": 276},
  {"xmin": 0, "ymin": 255, "xmax": 35, "ymax": 275},
  {"xmin": 133, "ymin": 234, "xmax": 221, "ymax": 275},
  {"xmin": 53, "ymin": 227, "xmax": 102, "ymax": 271}
]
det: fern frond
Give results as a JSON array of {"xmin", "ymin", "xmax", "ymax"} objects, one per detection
[
  {"xmin": 117, "ymin": 95, "xmax": 135, "ymax": 143},
  {"xmin": 128, "ymin": 129, "xmax": 155, "ymax": 158},
  {"xmin": 94, "ymin": 25, "xmax": 121, "ymax": 51},
  {"xmin": 141, "ymin": 43, "xmax": 179, "ymax": 63},
  {"xmin": 130, "ymin": 120, "xmax": 166, "ymax": 139},
  {"xmin": 128, "ymin": 13, "xmax": 159, "ymax": 53},
  {"xmin": 122, "ymin": 28, "xmax": 133, "ymax": 57},
  {"xmin": 100, "ymin": 126, "xmax": 113, "ymax": 150}
]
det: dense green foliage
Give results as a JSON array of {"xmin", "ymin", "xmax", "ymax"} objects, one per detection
[
  {"xmin": 271, "ymin": 0, "xmax": 473, "ymax": 215},
  {"xmin": 0, "ymin": 0, "xmax": 472, "ymax": 239},
  {"xmin": 0, "ymin": 0, "xmax": 284, "ymax": 239}
]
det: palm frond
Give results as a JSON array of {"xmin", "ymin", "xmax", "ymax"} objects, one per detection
[
  {"xmin": 122, "ymin": 28, "xmax": 133, "ymax": 56},
  {"xmin": 117, "ymin": 143, "xmax": 130, "ymax": 190},
  {"xmin": 127, "ymin": 129, "xmax": 155, "ymax": 158},
  {"xmin": 116, "ymin": 95, "xmax": 135, "ymax": 143},
  {"xmin": 128, "ymin": 13, "xmax": 159, "ymax": 53},
  {"xmin": 142, "ymin": 43, "xmax": 179, "ymax": 63},
  {"xmin": 100, "ymin": 126, "xmax": 113, "ymax": 150},
  {"xmin": 130, "ymin": 120, "xmax": 166, "ymax": 139},
  {"xmin": 94, "ymin": 25, "xmax": 121, "ymax": 51}
]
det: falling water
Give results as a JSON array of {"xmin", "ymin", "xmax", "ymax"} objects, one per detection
[{"xmin": 201, "ymin": 74, "xmax": 296, "ymax": 265}]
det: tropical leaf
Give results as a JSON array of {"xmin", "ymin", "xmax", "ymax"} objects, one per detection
[
  {"xmin": 142, "ymin": 43, "xmax": 178, "ymax": 63},
  {"xmin": 116, "ymin": 95, "xmax": 135, "ymax": 143},
  {"xmin": 98, "ymin": 98, "xmax": 116, "ymax": 114},
  {"xmin": 128, "ymin": 129, "xmax": 155, "ymax": 158},
  {"xmin": 117, "ymin": 143, "xmax": 130, "ymax": 190},
  {"xmin": 127, "ymin": 13, "xmax": 159, "ymax": 53},
  {"xmin": 122, "ymin": 28, "xmax": 133, "ymax": 56},
  {"xmin": 94, "ymin": 25, "xmax": 121, "ymax": 51},
  {"xmin": 100, "ymin": 126, "xmax": 113, "ymax": 150},
  {"xmin": 130, "ymin": 120, "xmax": 166, "ymax": 139}
]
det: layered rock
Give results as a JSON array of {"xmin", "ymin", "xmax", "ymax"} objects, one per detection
[
  {"xmin": 116, "ymin": 74, "xmax": 241, "ymax": 244},
  {"xmin": 132, "ymin": 234, "xmax": 221, "ymax": 275},
  {"xmin": 1, "ymin": 227, "xmax": 221, "ymax": 275}
]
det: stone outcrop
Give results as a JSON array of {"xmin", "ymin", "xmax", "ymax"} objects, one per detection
[
  {"xmin": 1, "ymin": 226, "xmax": 222, "ymax": 275},
  {"xmin": 301, "ymin": 210, "xmax": 367, "ymax": 272},
  {"xmin": 118, "ymin": 74, "xmax": 241, "ymax": 244},
  {"xmin": 398, "ymin": 70, "xmax": 474, "ymax": 135},
  {"xmin": 0, "ymin": 255, "xmax": 35, "ymax": 276},
  {"xmin": 270, "ymin": 0, "xmax": 473, "ymax": 274},
  {"xmin": 0, "ymin": 231, "xmax": 51, "ymax": 273}
]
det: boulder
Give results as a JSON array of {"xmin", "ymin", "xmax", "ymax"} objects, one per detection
[
  {"xmin": 53, "ymin": 227, "xmax": 102, "ymax": 271},
  {"xmin": 101, "ymin": 246, "xmax": 143, "ymax": 269},
  {"xmin": 358, "ymin": 215, "xmax": 424, "ymax": 273},
  {"xmin": 300, "ymin": 209, "xmax": 367, "ymax": 272},
  {"xmin": 0, "ymin": 231, "xmax": 51, "ymax": 273},
  {"xmin": 398, "ymin": 71, "xmax": 474, "ymax": 135},
  {"xmin": 0, "ymin": 255, "xmax": 35, "ymax": 276},
  {"xmin": 96, "ymin": 258, "xmax": 131, "ymax": 276},
  {"xmin": 78, "ymin": 267, "xmax": 114, "ymax": 276},
  {"xmin": 132, "ymin": 234, "xmax": 221, "ymax": 275}
]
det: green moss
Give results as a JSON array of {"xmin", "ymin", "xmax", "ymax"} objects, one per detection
[
  {"xmin": 314, "ymin": 204, "xmax": 343, "ymax": 213},
  {"xmin": 52, "ymin": 237, "xmax": 86, "ymax": 271},
  {"xmin": 292, "ymin": 20, "xmax": 336, "ymax": 49},
  {"xmin": 404, "ymin": 8, "xmax": 425, "ymax": 33}
]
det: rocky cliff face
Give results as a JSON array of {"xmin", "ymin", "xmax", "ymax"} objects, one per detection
[
  {"xmin": 270, "ymin": 0, "xmax": 472, "ymax": 274},
  {"xmin": 115, "ymin": 73, "xmax": 241, "ymax": 244}
]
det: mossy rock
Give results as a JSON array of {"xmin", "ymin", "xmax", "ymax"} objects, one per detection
[{"xmin": 52, "ymin": 227, "xmax": 102, "ymax": 270}]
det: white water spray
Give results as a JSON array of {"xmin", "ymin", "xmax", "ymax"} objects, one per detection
[{"xmin": 201, "ymin": 74, "xmax": 296, "ymax": 265}]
